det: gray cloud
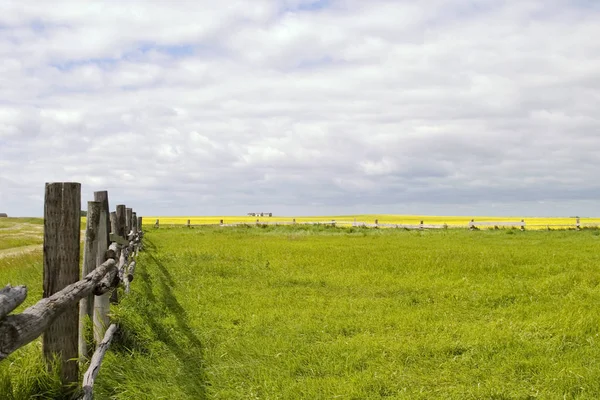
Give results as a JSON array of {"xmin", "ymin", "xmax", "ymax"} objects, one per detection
[{"xmin": 0, "ymin": 0, "xmax": 599, "ymax": 217}]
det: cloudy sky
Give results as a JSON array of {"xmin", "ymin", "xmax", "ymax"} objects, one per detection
[{"xmin": 1, "ymin": 0, "xmax": 599, "ymax": 217}]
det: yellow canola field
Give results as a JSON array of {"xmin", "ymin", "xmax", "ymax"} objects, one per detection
[{"xmin": 143, "ymin": 215, "xmax": 600, "ymax": 230}]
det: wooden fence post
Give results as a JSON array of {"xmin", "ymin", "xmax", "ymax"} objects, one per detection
[
  {"xmin": 420, "ymin": 220, "xmax": 424, "ymax": 229},
  {"xmin": 375, "ymin": 219, "xmax": 378, "ymax": 227},
  {"xmin": 116, "ymin": 205, "xmax": 126, "ymax": 238},
  {"xmin": 138, "ymin": 216, "xmax": 143, "ymax": 232},
  {"xmin": 43, "ymin": 182, "xmax": 81, "ymax": 387},
  {"xmin": 521, "ymin": 219, "xmax": 526, "ymax": 231},
  {"xmin": 155, "ymin": 219, "xmax": 159, "ymax": 229},
  {"xmin": 79, "ymin": 201, "xmax": 101, "ymax": 363},
  {"xmin": 187, "ymin": 219, "xmax": 191, "ymax": 228},
  {"xmin": 126, "ymin": 208, "xmax": 133, "ymax": 236},
  {"xmin": 576, "ymin": 217, "xmax": 581, "ymax": 231},
  {"xmin": 131, "ymin": 212, "xmax": 138, "ymax": 235},
  {"xmin": 110, "ymin": 212, "xmax": 118, "ymax": 234},
  {"xmin": 93, "ymin": 192, "xmax": 111, "ymax": 345},
  {"xmin": 110, "ymin": 205, "xmax": 127, "ymax": 305}
]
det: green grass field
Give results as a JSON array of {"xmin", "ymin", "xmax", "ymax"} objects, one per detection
[{"xmin": 2, "ymin": 220, "xmax": 600, "ymax": 399}]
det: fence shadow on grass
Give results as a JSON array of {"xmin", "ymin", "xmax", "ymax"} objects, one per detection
[{"xmin": 128, "ymin": 238, "xmax": 208, "ymax": 399}]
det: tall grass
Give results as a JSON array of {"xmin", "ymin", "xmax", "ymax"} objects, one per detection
[
  {"xmin": 3, "ymin": 222, "xmax": 600, "ymax": 398},
  {"xmin": 94, "ymin": 226, "xmax": 600, "ymax": 399}
]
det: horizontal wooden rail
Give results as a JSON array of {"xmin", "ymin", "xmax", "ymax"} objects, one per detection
[
  {"xmin": 81, "ymin": 323, "xmax": 118, "ymax": 400},
  {"xmin": 0, "ymin": 285, "xmax": 28, "ymax": 320},
  {"xmin": 0, "ymin": 257, "xmax": 117, "ymax": 360}
]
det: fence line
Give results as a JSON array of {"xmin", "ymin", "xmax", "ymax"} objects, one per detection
[
  {"xmin": 151, "ymin": 217, "xmax": 597, "ymax": 231},
  {"xmin": 0, "ymin": 182, "xmax": 143, "ymax": 399}
]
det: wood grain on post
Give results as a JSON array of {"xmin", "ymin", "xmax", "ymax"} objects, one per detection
[
  {"xmin": 93, "ymin": 195, "xmax": 112, "ymax": 345},
  {"xmin": 116, "ymin": 205, "xmax": 126, "ymax": 238},
  {"xmin": 111, "ymin": 205, "xmax": 127, "ymax": 304},
  {"xmin": 125, "ymin": 208, "xmax": 133, "ymax": 236},
  {"xmin": 78, "ymin": 201, "xmax": 101, "ymax": 363},
  {"xmin": 131, "ymin": 212, "xmax": 138, "ymax": 235},
  {"xmin": 110, "ymin": 212, "xmax": 118, "ymax": 235},
  {"xmin": 94, "ymin": 192, "xmax": 110, "ymax": 245},
  {"xmin": 43, "ymin": 182, "xmax": 81, "ymax": 386}
]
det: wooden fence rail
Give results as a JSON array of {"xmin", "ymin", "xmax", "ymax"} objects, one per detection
[{"xmin": 0, "ymin": 182, "xmax": 144, "ymax": 399}]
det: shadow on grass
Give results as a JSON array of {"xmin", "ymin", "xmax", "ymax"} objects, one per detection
[{"xmin": 126, "ymin": 237, "xmax": 208, "ymax": 399}]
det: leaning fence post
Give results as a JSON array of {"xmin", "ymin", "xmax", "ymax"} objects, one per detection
[
  {"xmin": 79, "ymin": 201, "xmax": 101, "ymax": 363},
  {"xmin": 43, "ymin": 182, "xmax": 81, "ymax": 387},
  {"xmin": 93, "ymin": 192, "xmax": 111, "ymax": 345}
]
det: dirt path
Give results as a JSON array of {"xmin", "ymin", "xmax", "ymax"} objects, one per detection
[{"xmin": 0, "ymin": 244, "xmax": 42, "ymax": 259}]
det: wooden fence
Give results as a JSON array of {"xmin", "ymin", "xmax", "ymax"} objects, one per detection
[
  {"xmin": 152, "ymin": 217, "xmax": 596, "ymax": 230},
  {"xmin": 0, "ymin": 182, "xmax": 143, "ymax": 399}
]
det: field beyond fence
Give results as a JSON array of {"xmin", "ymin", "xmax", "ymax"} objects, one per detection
[
  {"xmin": 3, "ymin": 215, "xmax": 600, "ymax": 399},
  {"xmin": 143, "ymin": 215, "xmax": 600, "ymax": 230}
]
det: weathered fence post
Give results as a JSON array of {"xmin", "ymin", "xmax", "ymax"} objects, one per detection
[
  {"xmin": 375, "ymin": 219, "xmax": 378, "ymax": 227},
  {"xmin": 116, "ymin": 205, "xmax": 126, "ymax": 238},
  {"xmin": 125, "ymin": 208, "xmax": 133, "ymax": 236},
  {"xmin": 131, "ymin": 212, "xmax": 138, "ymax": 235},
  {"xmin": 110, "ymin": 212, "xmax": 118, "ymax": 234},
  {"xmin": 93, "ymin": 192, "xmax": 111, "ymax": 345},
  {"xmin": 111, "ymin": 205, "xmax": 127, "ymax": 304},
  {"xmin": 521, "ymin": 219, "xmax": 525, "ymax": 231},
  {"xmin": 79, "ymin": 201, "xmax": 101, "ymax": 363},
  {"xmin": 576, "ymin": 217, "xmax": 581, "ymax": 231},
  {"xmin": 137, "ymin": 216, "xmax": 143, "ymax": 232},
  {"xmin": 155, "ymin": 219, "xmax": 159, "ymax": 229},
  {"xmin": 187, "ymin": 219, "xmax": 191, "ymax": 228},
  {"xmin": 43, "ymin": 182, "xmax": 81, "ymax": 387}
]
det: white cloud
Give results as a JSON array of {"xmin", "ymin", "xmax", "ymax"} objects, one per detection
[{"xmin": 0, "ymin": 0, "xmax": 599, "ymax": 217}]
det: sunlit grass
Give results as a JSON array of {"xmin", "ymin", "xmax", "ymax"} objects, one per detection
[
  {"xmin": 95, "ymin": 226, "xmax": 600, "ymax": 399},
  {"xmin": 3, "ymin": 219, "xmax": 600, "ymax": 398}
]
